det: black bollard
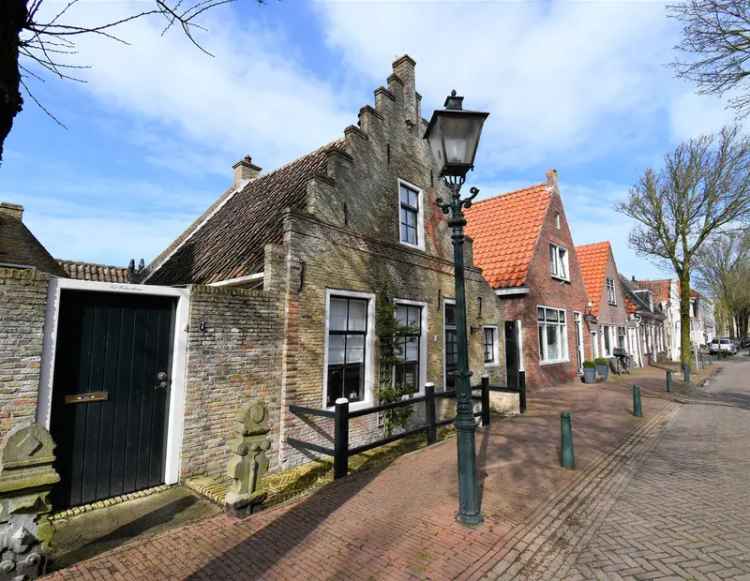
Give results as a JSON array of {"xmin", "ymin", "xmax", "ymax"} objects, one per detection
[
  {"xmin": 666, "ymin": 369, "xmax": 672, "ymax": 393},
  {"xmin": 632, "ymin": 385, "xmax": 643, "ymax": 417},
  {"xmin": 560, "ymin": 411, "xmax": 575, "ymax": 469}
]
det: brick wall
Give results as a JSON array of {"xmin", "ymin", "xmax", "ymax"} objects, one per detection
[
  {"xmin": 501, "ymin": 192, "xmax": 591, "ymax": 390},
  {"xmin": 0, "ymin": 268, "xmax": 49, "ymax": 438},
  {"xmin": 180, "ymin": 284, "xmax": 284, "ymax": 479}
]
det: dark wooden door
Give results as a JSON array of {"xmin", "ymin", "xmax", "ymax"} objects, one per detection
[
  {"xmin": 505, "ymin": 321, "xmax": 519, "ymax": 389},
  {"xmin": 50, "ymin": 290, "xmax": 176, "ymax": 508}
]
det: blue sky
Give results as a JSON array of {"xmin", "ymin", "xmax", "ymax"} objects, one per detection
[{"xmin": 2, "ymin": 0, "xmax": 738, "ymax": 279}]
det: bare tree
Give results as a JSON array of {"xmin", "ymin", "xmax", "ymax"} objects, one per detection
[
  {"xmin": 694, "ymin": 229, "xmax": 750, "ymax": 337},
  {"xmin": 1, "ymin": 0, "xmax": 260, "ymax": 162},
  {"xmin": 617, "ymin": 126, "xmax": 750, "ymax": 366},
  {"xmin": 670, "ymin": 0, "xmax": 750, "ymax": 117}
]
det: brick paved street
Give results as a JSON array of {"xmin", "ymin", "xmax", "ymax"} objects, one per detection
[{"xmin": 471, "ymin": 357, "xmax": 750, "ymax": 580}]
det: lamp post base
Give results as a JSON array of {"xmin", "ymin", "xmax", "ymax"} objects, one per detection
[{"xmin": 456, "ymin": 511, "xmax": 484, "ymax": 526}]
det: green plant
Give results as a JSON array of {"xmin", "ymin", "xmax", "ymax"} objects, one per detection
[
  {"xmin": 594, "ymin": 357, "xmax": 609, "ymax": 366},
  {"xmin": 583, "ymin": 360, "xmax": 596, "ymax": 369},
  {"xmin": 376, "ymin": 294, "xmax": 417, "ymax": 436}
]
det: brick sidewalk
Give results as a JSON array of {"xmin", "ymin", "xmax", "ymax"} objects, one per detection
[{"xmin": 45, "ymin": 369, "xmax": 678, "ymax": 581}]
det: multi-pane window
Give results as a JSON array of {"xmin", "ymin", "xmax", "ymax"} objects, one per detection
[
  {"xmin": 537, "ymin": 306, "xmax": 568, "ymax": 363},
  {"xmin": 606, "ymin": 278, "xmax": 617, "ymax": 305},
  {"xmin": 327, "ymin": 296, "xmax": 368, "ymax": 407},
  {"xmin": 444, "ymin": 303, "xmax": 457, "ymax": 389},
  {"xmin": 549, "ymin": 244, "xmax": 569, "ymax": 280},
  {"xmin": 617, "ymin": 326, "xmax": 626, "ymax": 350},
  {"xmin": 399, "ymin": 182, "xmax": 420, "ymax": 247},
  {"xmin": 483, "ymin": 327, "xmax": 497, "ymax": 364},
  {"xmin": 603, "ymin": 325, "xmax": 612, "ymax": 356},
  {"xmin": 394, "ymin": 304, "xmax": 422, "ymax": 395}
]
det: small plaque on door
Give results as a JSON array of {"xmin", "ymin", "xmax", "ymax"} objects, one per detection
[{"xmin": 65, "ymin": 391, "xmax": 108, "ymax": 405}]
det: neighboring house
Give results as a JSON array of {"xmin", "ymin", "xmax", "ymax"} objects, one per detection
[
  {"xmin": 620, "ymin": 275, "xmax": 667, "ymax": 366},
  {"xmin": 465, "ymin": 172, "xmax": 591, "ymax": 388},
  {"xmin": 0, "ymin": 202, "xmax": 66, "ymax": 276},
  {"xmin": 576, "ymin": 242, "xmax": 630, "ymax": 361},
  {"xmin": 630, "ymin": 279, "xmax": 712, "ymax": 361},
  {"xmin": 0, "ymin": 55, "xmax": 508, "ymax": 511}
]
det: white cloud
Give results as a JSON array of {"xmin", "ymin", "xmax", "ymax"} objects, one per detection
[
  {"xmin": 317, "ymin": 1, "xmax": 679, "ymax": 172},
  {"xmin": 669, "ymin": 90, "xmax": 735, "ymax": 143},
  {"xmin": 29, "ymin": 1, "xmax": 356, "ymax": 175}
]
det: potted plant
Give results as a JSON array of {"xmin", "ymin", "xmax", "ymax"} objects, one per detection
[
  {"xmin": 582, "ymin": 360, "xmax": 597, "ymax": 383},
  {"xmin": 595, "ymin": 357, "xmax": 610, "ymax": 381}
]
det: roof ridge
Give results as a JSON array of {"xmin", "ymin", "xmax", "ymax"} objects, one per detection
[
  {"xmin": 57, "ymin": 258, "xmax": 128, "ymax": 270},
  {"xmin": 576, "ymin": 240, "xmax": 611, "ymax": 249},
  {"xmin": 471, "ymin": 182, "xmax": 550, "ymax": 206}
]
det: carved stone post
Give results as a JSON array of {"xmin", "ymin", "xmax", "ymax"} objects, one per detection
[
  {"xmin": 0, "ymin": 424, "xmax": 60, "ymax": 580},
  {"xmin": 224, "ymin": 401, "xmax": 272, "ymax": 518}
]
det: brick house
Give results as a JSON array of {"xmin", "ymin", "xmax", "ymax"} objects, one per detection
[
  {"xmin": 576, "ymin": 241, "xmax": 631, "ymax": 361},
  {"xmin": 620, "ymin": 276, "xmax": 667, "ymax": 366},
  {"xmin": 464, "ymin": 173, "xmax": 591, "ymax": 389},
  {"xmin": 0, "ymin": 55, "xmax": 510, "ymax": 511}
]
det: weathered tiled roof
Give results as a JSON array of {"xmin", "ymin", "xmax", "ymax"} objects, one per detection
[
  {"xmin": 631, "ymin": 279, "xmax": 672, "ymax": 303},
  {"xmin": 146, "ymin": 141, "xmax": 344, "ymax": 285},
  {"xmin": 575, "ymin": 241, "xmax": 612, "ymax": 316},
  {"xmin": 0, "ymin": 210, "xmax": 66, "ymax": 276},
  {"xmin": 464, "ymin": 184, "xmax": 552, "ymax": 289},
  {"xmin": 58, "ymin": 260, "xmax": 130, "ymax": 283}
]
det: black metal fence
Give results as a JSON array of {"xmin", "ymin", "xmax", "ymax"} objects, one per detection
[{"xmin": 287, "ymin": 371, "xmax": 526, "ymax": 479}]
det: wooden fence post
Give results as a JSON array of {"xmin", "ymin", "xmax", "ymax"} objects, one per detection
[
  {"xmin": 334, "ymin": 398, "xmax": 349, "ymax": 480},
  {"xmin": 481, "ymin": 375, "xmax": 491, "ymax": 427},
  {"xmin": 425, "ymin": 382, "xmax": 437, "ymax": 444}
]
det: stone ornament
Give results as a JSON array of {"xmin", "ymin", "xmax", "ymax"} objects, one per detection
[
  {"xmin": 0, "ymin": 424, "xmax": 60, "ymax": 580},
  {"xmin": 225, "ymin": 401, "xmax": 272, "ymax": 518}
]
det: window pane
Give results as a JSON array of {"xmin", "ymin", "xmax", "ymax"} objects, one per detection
[
  {"xmin": 407, "ymin": 226, "xmax": 417, "ymax": 245},
  {"xmin": 328, "ymin": 334, "xmax": 346, "ymax": 365},
  {"xmin": 538, "ymin": 324, "xmax": 545, "ymax": 359},
  {"xmin": 344, "ymin": 364, "xmax": 363, "ymax": 402},
  {"xmin": 550, "ymin": 245, "xmax": 557, "ymax": 274},
  {"xmin": 537, "ymin": 306, "xmax": 545, "ymax": 321},
  {"xmin": 546, "ymin": 308, "xmax": 559, "ymax": 322},
  {"xmin": 547, "ymin": 324, "xmax": 560, "ymax": 360},
  {"xmin": 559, "ymin": 310, "xmax": 566, "ymax": 323},
  {"xmin": 559, "ymin": 249, "xmax": 568, "ymax": 278},
  {"xmin": 400, "ymin": 223, "xmax": 409, "ymax": 243},
  {"xmin": 348, "ymin": 299, "xmax": 367, "ymax": 331},
  {"xmin": 327, "ymin": 367, "xmax": 343, "ymax": 406},
  {"xmin": 400, "ymin": 186, "xmax": 410, "ymax": 205},
  {"xmin": 405, "ymin": 336, "xmax": 418, "ymax": 362},
  {"xmin": 445, "ymin": 304, "xmax": 456, "ymax": 326},
  {"xmin": 395, "ymin": 305, "xmax": 408, "ymax": 327},
  {"xmin": 407, "ymin": 306, "xmax": 420, "ymax": 329},
  {"xmin": 346, "ymin": 334, "xmax": 364, "ymax": 363},
  {"xmin": 330, "ymin": 298, "xmax": 348, "ymax": 331}
]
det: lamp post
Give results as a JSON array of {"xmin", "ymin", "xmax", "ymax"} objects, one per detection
[{"xmin": 424, "ymin": 90, "xmax": 489, "ymax": 526}]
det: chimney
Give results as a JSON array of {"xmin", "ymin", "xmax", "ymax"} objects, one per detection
[
  {"xmin": 232, "ymin": 155, "xmax": 262, "ymax": 187},
  {"xmin": 0, "ymin": 202, "xmax": 23, "ymax": 221},
  {"xmin": 392, "ymin": 55, "xmax": 418, "ymax": 124},
  {"xmin": 545, "ymin": 168, "xmax": 558, "ymax": 189}
]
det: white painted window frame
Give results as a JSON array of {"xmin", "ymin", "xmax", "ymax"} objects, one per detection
[
  {"xmin": 606, "ymin": 278, "xmax": 617, "ymax": 306},
  {"xmin": 482, "ymin": 325, "xmax": 500, "ymax": 368},
  {"xmin": 393, "ymin": 298, "xmax": 429, "ymax": 396},
  {"xmin": 573, "ymin": 311, "xmax": 584, "ymax": 373},
  {"xmin": 397, "ymin": 178, "xmax": 425, "ymax": 251},
  {"xmin": 549, "ymin": 243, "xmax": 570, "ymax": 281},
  {"xmin": 443, "ymin": 298, "xmax": 456, "ymax": 391},
  {"xmin": 322, "ymin": 289, "xmax": 376, "ymax": 412},
  {"xmin": 537, "ymin": 305, "xmax": 570, "ymax": 365},
  {"xmin": 37, "ymin": 277, "xmax": 190, "ymax": 487}
]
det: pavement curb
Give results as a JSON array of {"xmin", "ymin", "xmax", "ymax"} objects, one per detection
[{"xmin": 459, "ymin": 402, "xmax": 680, "ymax": 580}]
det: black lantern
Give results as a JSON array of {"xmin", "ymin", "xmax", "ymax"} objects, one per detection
[{"xmin": 424, "ymin": 90, "xmax": 489, "ymax": 178}]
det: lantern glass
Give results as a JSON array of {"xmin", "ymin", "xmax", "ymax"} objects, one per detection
[{"xmin": 424, "ymin": 96, "xmax": 489, "ymax": 178}]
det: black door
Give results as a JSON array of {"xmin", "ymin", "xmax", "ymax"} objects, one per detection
[
  {"xmin": 50, "ymin": 290, "xmax": 176, "ymax": 508},
  {"xmin": 505, "ymin": 321, "xmax": 519, "ymax": 389}
]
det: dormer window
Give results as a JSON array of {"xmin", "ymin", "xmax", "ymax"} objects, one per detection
[
  {"xmin": 549, "ymin": 244, "xmax": 569, "ymax": 280},
  {"xmin": 607, "ymin": 278, "xmax": 617, "ymax": 305},
  {"xmin": 398, "ymin": 180, "xmax": 424, "ymax": 250}
]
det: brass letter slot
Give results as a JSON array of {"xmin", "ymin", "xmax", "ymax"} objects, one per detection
[{"xmin": 64, "ymin": 391, "xmax": 109, "ymax": 405}]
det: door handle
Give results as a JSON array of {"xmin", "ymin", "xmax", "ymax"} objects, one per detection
[{"xmin": 155, "ymin": 371, "xmax": 170, "ymax": 390}]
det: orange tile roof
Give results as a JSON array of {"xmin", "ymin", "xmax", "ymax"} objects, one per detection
[
  {"xmin": 464, "ymin": 184, "xmax": 552, "ymax": 289},
  {"xmin": 575, "ymin": 241, "xmax": 612, "ymax": 316},
  {"xmin": 631, "ymin": 279, "xmax": 672, "ymax": 303}
]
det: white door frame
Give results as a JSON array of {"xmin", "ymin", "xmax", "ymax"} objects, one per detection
[
  {"xmin": 573, "ymin": 312, "xmax": 584, "ymax": 373},
  {"xmin": 38, "ymin": 277, "xmax": 190, "ymax": 486}
]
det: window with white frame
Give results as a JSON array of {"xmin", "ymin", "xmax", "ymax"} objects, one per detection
[
  {"xmin": 326, "ymin": 295, "xmax": 369, "ymax": 407},
  {"xmin": 444, "ymin": 301, "xmax": 457, "ymax": 389},
  {"xmin": 606, "ymin": 278, "xmax": 617, "ymax": 305},
  {"xmin": 399, "ymin": 181, "xmax": 422, "ymax": 248},
  {"xmin": 483, "ymin": 326, "xmax": 499, "ymax": 365},
  {"xmin": 617, "ymin": 326, "xmax": 626, "ymax": 350},
  {"xmin": 537, "ymin": 306, "xmax": 569, "ymax": 363},
  {"xmin": 393, "ymin": 303, "xmax": 422, "ymax": 395},
  {"xmin": 601, "ymin": 325, "xmax": 613, "ymax": 356},
  {"xmin": 549, "ymin": 244, "xmax": 569, "ymax": 280}
]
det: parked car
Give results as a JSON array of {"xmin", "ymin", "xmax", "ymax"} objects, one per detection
[
  {"xmin": 709, "ymin": 338, "xmax": 737, "ymax": 355},
  {"xmin": 740, "ymin": 336, "xmax": 750, "ymax": 349}
]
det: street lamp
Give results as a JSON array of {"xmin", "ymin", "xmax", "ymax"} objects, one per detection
[{"xmin": 424, "ymin": 90, "xmax": 489, "ymax": 526}]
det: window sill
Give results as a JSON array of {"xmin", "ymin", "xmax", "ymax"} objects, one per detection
[
  {"xmin": 551, "ymin": 275, "xmax": 570, "ymax": 283},
  {"xmin": 484, "ymin": 362, "xmax": 500, "ymax": 368},
  {"xmin": 399, "ymin": 240, "xmax": 425, "ymax": 252},
  {"xmin": 324, "ymin": 398, "xmax": 374, "ymax": 413},
  {"xmin": 540, "ymin": 359, "xmax": 570, "ymax": 366}
]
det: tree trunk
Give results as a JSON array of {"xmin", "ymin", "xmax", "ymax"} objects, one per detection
[
  {"xmin": 0, "ymin": 0, "xmax": 27, "ymax": 162},
  {"xmin": 679, "ymin": 269, "xmax": 692, "ymax": 368}
]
